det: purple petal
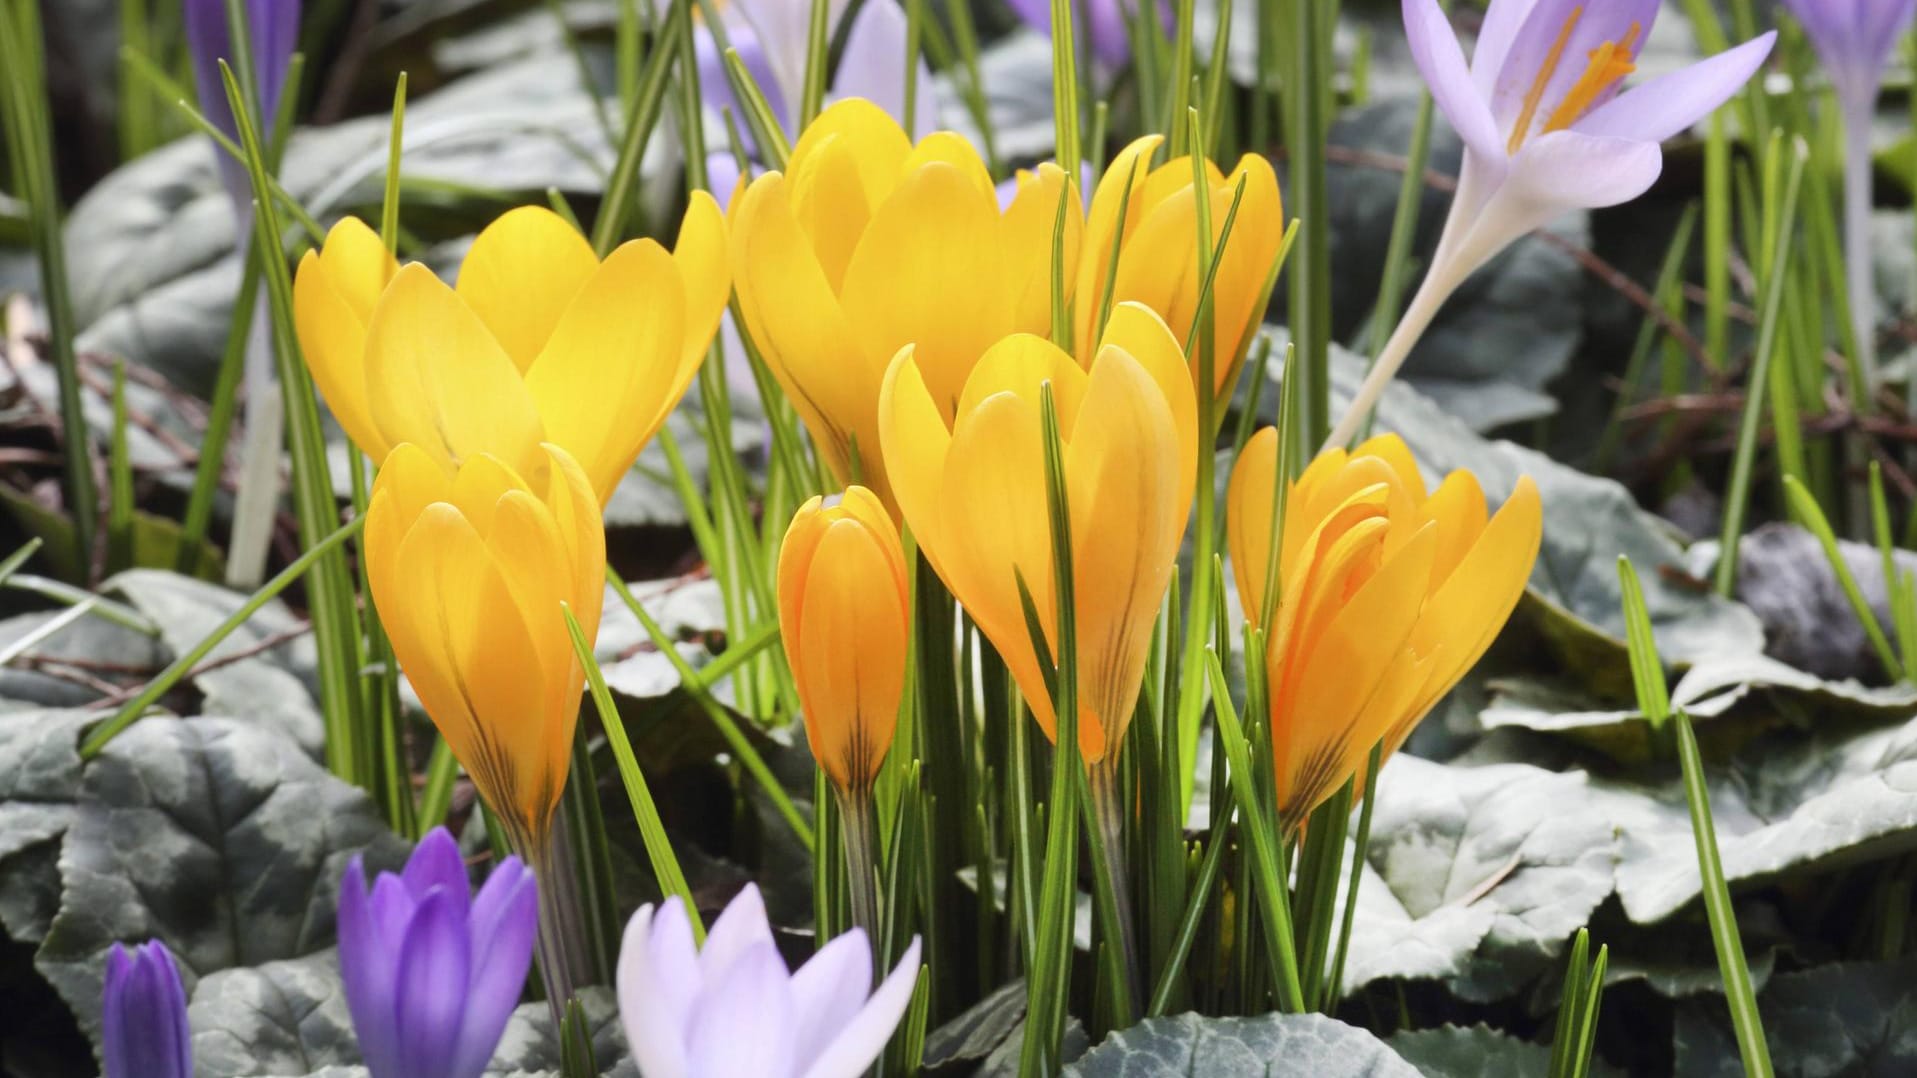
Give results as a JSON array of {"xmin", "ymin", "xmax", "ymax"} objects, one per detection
[
  {"xmin": 798, "ymin": 936, "xmax": 921, "ymax": 1078},
  {"xmin": 337, "ymin": 859, "xmax": 402, "ymax": 1077},
  {"xmin": 1469, "ymin": 0, "xmax": 1539, "ymax": 95},
  {"xmin": 1575, "ymin": 32, "xmax": 1777, "ymax": 144},
  {"xmin": 402, "ymin": 827, "xmax": 470, "ymax": 920},
  {"xmin": 1403, "ymin": 0, "xmax": 1504, "ymax": 161},
  {"xmin": 393, "ymin": 889, "xmax": 472, "ymax": 1078},
  {"xmin": 698, "ymin": 884, "xmax": 775, "ymax": 983},
  {"xmin": 451, "ymin": 862, "xmax": 537, "ymax": 1078},
  {"xmin": 1489, "ymin": 0, "xmax": 1659, "ymax": 137},
  {"xmin": 184, "ymin": 0, "xmax": 300, "ymax": 210},
  {"xmin": 102, "ymin": 942, "xmax": 192, "ymax": 1078},
  {"xmin": 1505, "ymin": 129, "xmax": 1664, "ymax": 210},
  {"xmin": 617, "ymin": 904, "xmax": 692, "ymax": 1078},
  {"xmin": 731, "ymin": 0, "xmax": 853, "ymax": 125},
  {"xmin": 1784, "ymin": 0, "xmax": 1917, "ymax": 106},
  {"xmin": 684, "ymin": 941, "xmax": 796, "ymax": 1076},
  {"xmin": 828, "ymin": 0, "xmax": 937, "ymax": 136},
  {"xmin": 787, "ymin": 930, "xmax": 871, "ymax": 1070},
  {"xmin": 695, "ymin": 17, "xmax": 792, "ymax": 151}
]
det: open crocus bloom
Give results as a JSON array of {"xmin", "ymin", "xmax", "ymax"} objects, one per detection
[
  {"xmin": 1228, "ymin": 431, "xmax": 1541, "ymax": 827},
  {"xmin": 364, "ymin": 443, "xmax": 604, "ymax": 847},
  {"xmin": 777, "ymin": 485, "xmax": 910, "ymax": 794},
  {"xmin": 618, "ymin": 884, "xmax": 921, "ymax": 1078},
  {"xmin": 294, "ymin": 200, "xmax": 729, "ymax": 502},
  {"xmin": 1332, "ymin": 0, "xmax": 1774, "ymax": 447},
  {"xmin": 1076, "ymin": 135, "xmax": 1284, "ymax": 398},
  {"xmin": 878, "ymin": 303, "xmax": 1196, "ymax": 762},
  {"xmin": 337, "ymin": 829, "xmax": 537, "ymax": 1078},
  {"xmin": 730, "ymin": 98, "xmax": 1081, "ymax": 515}
]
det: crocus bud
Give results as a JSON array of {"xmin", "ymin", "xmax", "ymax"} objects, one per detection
[
  {"xmin": 777, "ymin": 486, "xmax": 910, "ymax": 794},
  {"xmin": 618, "ymin": 884, "xmax": 921, "ymax": 1078},
  {"xmin": 102, "ymin": 940, "xmax": 191, "ymax": 1078},
  {"xmin": 337, "ymin": 828, "xmax": 538, "ymax": 1078},
  {"xmin": 183, "ymin": 0, "xmax": 300, "ymax": 209}
]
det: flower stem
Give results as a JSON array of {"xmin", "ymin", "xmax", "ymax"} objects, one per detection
[
  {"xmin": 836, "ymin": 786, "xmax": 881, "ymax": 946},
  {"xmin": 525, "ymin": 820, "xmax": 590, "ymax": 1033},
  {"xmin": 1843, "ymin": 99, "xmax": 1878, "ymax": 404},
  {"xmin": 1084, "ymin": 756, "xmax": 1140, "ymax": 1023},
  {"xmin": 1326, "ymin": 261, "xmax": 1455, "ymax": 450}
]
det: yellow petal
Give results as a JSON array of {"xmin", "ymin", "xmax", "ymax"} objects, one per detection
[
  {"xmin": 539, "ymin": 443, "xmax": 607, "ymax": 640},
  {"xmin": 364, "ymin": 263, "xmax": 546, "ymax": 477},
  {"xmin": 1227, "ymin": 427, "xmax": 1279, "ymax": 631},
  {"xmin": 446, "ymin": 452, "xmax": 529, "ymax": 537},
  {"xmin": 839, "ymin": 161, "xmax": 1005, "ymax": 418},
  {"xmin": 523, "ymin": 237, "xmax": 688, "ymax": 502},
  {"xmin": 999, "ymin": 162, "xmax": 1085, "ymax": 342},
  {"xmin": 730, "ymin": 173, "xmax": 864, "ymax": 488},
  {"xmin": 455, "ymin": 206, "xmax": 600, "ymax": 374},
  {"xmin": 778, "ymin": 496, "xmax": 831, "ymax": 687},
  {"xmin": 1094, "ymin": 302, "xmax": 1197, "ymax": 510},
  {"xmin": 1075, "ymin": 135, "xmax": 1163, "ymax": 348},
  {"xmin": 877, "ymin": 345, "xmax": 952, "ymax": 537},
  {"xmin": 955, "ymin": 333, "xmax": 1085, "ymax": 429},
  {"xmin": 293, "ymin": 217, "xmax": 395, "ymax": 460},
  {"xmin": 1422, "ymin": 469, "xmax": 1489, "ymax": 583},
  {"xmin": 1064, "ymin": 347, "xmax": 1184, "ymax": 761},
  {"xmin": 794, "ymin": 516, "xmax": 909, "ymax": 789},
  {"xmin": 788, "ymin": 131, "xmax": 875, "ymax": 293},
  {"xmin": 788, "ymin": 98, "xmax": 912, "ymax": 209},
  {"xmin": 672, "ymin": 192, "xmax": 733, "ymax": 371},
  {"xmin": 902, "ymin": 131, "xmax": 997, "ymax": 202}
]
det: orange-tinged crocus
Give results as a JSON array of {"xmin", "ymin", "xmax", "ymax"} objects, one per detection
[
  {"xmin": 1227, "ymin": 430, "xmax": 1542, "ymax": 828},
  {"xmin": 1076, "ymin": 136, "xmax": 1284, "ymax": 397},
  {"xmin": 878, "ymin": 302, "xmax": 1197, "ymax": 763},
  {"xmin": 730, "ymin": 98, "xmax": 1083, "ymax": 514},
  {"xmin": 364, "ymin": 440, "xmax": 605, "ymax": 851},
  {"xmin": 777, "ymin": 485, "xmax": 910, "ymax": 795},
  {"xmin": 294, "ymin": 199, "xmax": 730, "ymax": 502}
]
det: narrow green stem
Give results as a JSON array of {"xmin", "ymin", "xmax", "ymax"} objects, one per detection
[
  {"xmin": 837, "ymin": 786, "xmax": 882, "ymax": 944},
  {"xmin": 1084, "ymin": 757, "xmax": 1140, "ymax": 1023}
]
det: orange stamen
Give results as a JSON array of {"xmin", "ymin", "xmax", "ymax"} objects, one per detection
[
  {"xmin": 1544, "ymin": 23, "xmax": 1642, "ymax": 134},
  {"xmin": 1506, "ymin": 7, "xmax": 1584, "ymax": 156}
]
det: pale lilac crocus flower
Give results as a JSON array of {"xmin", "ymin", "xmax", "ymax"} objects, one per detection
[
  {"xmin": 337, "ymin": 828, "xmax": 539, "ymax": 1078},
  {"xmin": 1330, "ymin": 0, "xmax": 1776, "ymax": 448},
  {"xmin": 102, "ymin": 940, "xmax": 192, "ymax": 1078},
  {"xmin": 1782, "ymin": 0, "xmax": 1917, "ymax": 393},
  {"xmin": 618, "ymin": 884, "xmax": 922, "ymax": 1077}
]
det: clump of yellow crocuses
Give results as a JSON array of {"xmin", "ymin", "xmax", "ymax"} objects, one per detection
[
  {"xmin": 293, "ymin": 199, "xmax": 730, "ymax": 501},
  {"xmin": 729, "ymin": 98, "xmax": 1081, "ymax": 514},
  {"xmin": 1227, "ymin": 430, "xmax": 1542, "ymax": 829}
]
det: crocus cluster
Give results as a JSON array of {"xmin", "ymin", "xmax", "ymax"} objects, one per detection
[
  {"xmin": 1334, "ymin": 0, "xmax": 1776, "ymax": 447},
  {"xmin": 338, "ymin": 829, "xmax": 538, "ymax": 1078},
  {"xmin": 101, "ymin": 940, "xmax": 192, "ymax": 1078},
  {"xmin": 618, "ymin": 884, "xmax": 921, "ymax": 1078},
  {"xmin": 1228, "ymin": 431, "xmax": 1542, "ymax": 827}
]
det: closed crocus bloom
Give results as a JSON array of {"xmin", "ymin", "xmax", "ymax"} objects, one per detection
[
  {"xmin": 777, "ymin": 486, "xmax": 909, "ymax": 793},
  {"xmin": 878, "ymin": 302, "xmax": 1196, "ymax": 762},
  {"xmin": 364, "ymin": 442, "xmax": 604, "ymax": 848},
  {"xmin": 338, "ymin": 829, "xmax": 538, "ymax": 1078},
  {"xmin": 1228, "ymin": 430, "xmax": 1542, "ymax": 826},
  {"xmin": 294, "ymin": 200, "xmax": 729, "ymax": 500},
  {"xmin": 101, "ymin": 940, "xmax": 191, "ymax": 1078},
  {"xmin": 730, "ymin": 98, "xmax": 1083, "ymax": 513},
  {"xmin": 618, "ymin": 884, "xmax": 922, "ymax": 1078},
  {"xmin": 1075, "ymin": 135, "xmax": 1284, "ymax": 397}
]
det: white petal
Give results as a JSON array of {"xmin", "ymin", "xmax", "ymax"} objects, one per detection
[
  {"xmin": 799, "ymin": 937, "xmax": 922, "ymax": 1078},
  {"xmin": 788, "ymin": 930, "xmax": 873, "ymax": 1069},
  {"xmin": 685, "ymin": 941, "xmax": 798, "ymax": 1078},
  {"xmin": 617, "ymin": 903, "xmax": 694, "ymax": 1078},
  {"xmin": 698, "ymin": 883, "xmax": 777, "ymax": 984}
]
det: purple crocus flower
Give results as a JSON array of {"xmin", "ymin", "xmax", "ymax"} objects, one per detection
[
  {"xmin": 618, "ymin": 884, "xmax": 921, "ymax": 1077},
  {"xmin": 337, "ymin": 828, "xmax": 539, "ymax": 1078},
  {"xmin": 1329, "ymin": 0, "xmax": 1776, "ymax": 447},
  {"xmin": 102, "ymin": 941, "xmax": 192, "ymax": 1078},
  {"xmin": 1004, "ymin": 0, "xmax": 1169, "ymax": 72},
  {"xmin": 1781, "ymin": 0, "xmax": 1917, "ymax": 392},
  {"xmin": 183, "ymin": 0, "xmax": 301, "ymax": 208}
]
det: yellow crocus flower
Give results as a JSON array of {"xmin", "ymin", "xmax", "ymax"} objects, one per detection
[
  {"xmin": 294, "ymin": 199, "xmax": 731, "ymax": 502},
  {"xmin": 364, "ymin": 441, "xmax": 605, "ymax": 849},
  {"xmin": 1227, "ymin": 430, "xmax": 1542, "ymax": 828},
  {"xmin": 877, "ymin": 302, "xmax": 1197, "ymax": 762},
  {"xmin": 730, "ymin": 98, "xmax": 1083, "ymax": 514},
  {"xmin": 1076, "ymin": 136, "xmax": 1284, "ymax": 396},
  {"xmin": 777, "ymin": 485, "xmax": 911, "ymax": 794}
]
